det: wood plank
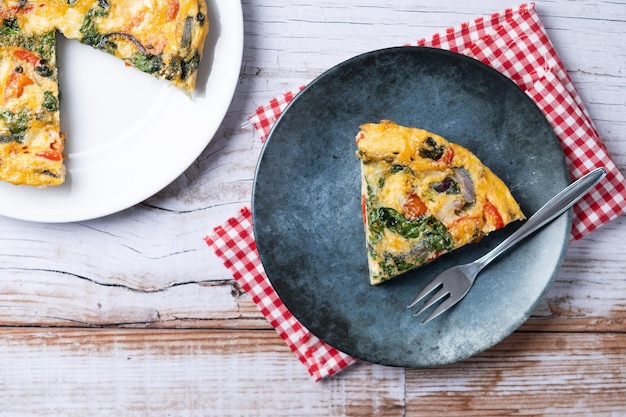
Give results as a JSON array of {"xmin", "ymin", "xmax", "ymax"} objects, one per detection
[
  {"xmin": 1, "ymin": 217, "xmax": 625, "ymax": 331},
  {"xmin": 0, "ymin": 268, "xmax": 270, "ymax": 328},
  {"xmin": 2, "ymin": 222, "xmax": 626, "ymax": 330},
  {"xmin": 406, "ymin": 332, "xmax": 626, "ymax": 416},
  {"xmin": 523, "ymin": 218, "xmax": 626, "ymax": 332},
  {"xmin": 0, "ymin": 328, "xmax": 404, "ymax": 417},
  {"xmin": 1, "ymin": 328, "xmax": 624, "ymax": 416}
]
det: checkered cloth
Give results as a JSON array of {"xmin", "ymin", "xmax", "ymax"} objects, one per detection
[
  {"xmin": 204, "ymin": 207, "xmax": 358, "ymax": 381},
  {"xmin": 206, "ymin": 2, "xmax": 626, "ymax": 381}
]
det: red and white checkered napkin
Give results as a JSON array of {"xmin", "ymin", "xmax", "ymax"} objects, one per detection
[
  {"xmin": 206, "ymin": 2, "xmax": 626, "ymax": 381},
  {"xmin": 204, "ymin": 207, "xmax": 358, "ymax": 382}
]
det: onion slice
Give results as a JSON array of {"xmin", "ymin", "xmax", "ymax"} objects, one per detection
[{"xmin": 454, "ymin": 167, "xmax": 475, "ymax": 204}]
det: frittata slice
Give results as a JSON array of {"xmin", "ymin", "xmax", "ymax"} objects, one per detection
[
  {"xmin": 356, "ymin": 120, "xmax": 525, "ymax": 285},
  {"xmin": 0, "ymin": 21, "xmax": 64, "ymax": 186}
]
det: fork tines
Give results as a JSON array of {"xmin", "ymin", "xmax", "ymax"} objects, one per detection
[{"xmin": 408, "ymin": 283, "xmax": 454, "ymax": 324}]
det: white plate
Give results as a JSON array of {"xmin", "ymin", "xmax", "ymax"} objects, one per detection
[{"xmin": 0, "ymin": 0, "xmax": 244, "ymax": 223}]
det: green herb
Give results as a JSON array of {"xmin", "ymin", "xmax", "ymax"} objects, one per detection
[
  {"xmin": 42, "ymin": 91, "xmax": 59, "ymax": 112},
  {"xmin": 164, "ymin": 55, "xmax": 181, "ymax": 80},
  {"xmin": 422, "ymin": 188, "xmax": 436, "ymax": 203},
  {"xmin": 1, "ymin": 109, "xmax": 30, "ymax": 135},
  {"xmin": 33, "ymin": 31, "xmax": 56, "ymax": 61},
  {"xmin": 0, "ymin": 22, "xmax": 55, "ymax": 61},
  {"xmin": 370, "ymin": 207, "xmax": 453, "ymax": 251},
  {"xmin": 0, "ymin": 134, "xmax": 24, "ymax": 144},
  {"xmin": 180, "ymin": 49, "xmax": 200, "ymax": 80},
  {"xmin": 0, "ymin": 18, "xmax": 20, "ymax": 36},
  {"xmin": 130, "ymin": 52, "xmax": 163, "ymax": 74},
  {"xmin": 377, "ymin": 207, "xmax": 423, "ymax": 238},
  {"xmin": 378, "ymin": 253, "xmax": 415, "ymax": 278},
  {"xmin": 420, "ymin": 216, "xmax": 455, "ymax": 252},
  {"xmin": 67, "ymin": 0, "xmax": 77, "ymax": 4},
  {"xmin": 419, "ymin": 136, "xmax": 445, "ymax": 160},
  {"xmin": 389, "ymin": 165, "xmax": 413, "ymax": 174},
  {"xmin": 80, "ymin": 6, "xmax": 116, "ymax": 53},
  {"xmin": 164, "ymin": 49, "xmax": 201, "ymax": 81}
]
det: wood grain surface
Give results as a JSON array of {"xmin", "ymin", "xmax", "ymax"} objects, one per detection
[{"xmin": 1, "ymin": 1, "xmax": 625, "ymax": 415}]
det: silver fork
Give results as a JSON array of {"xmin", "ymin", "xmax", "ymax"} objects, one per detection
[{"xmin": 407, "ymin": 167, "xmax": 606, "ymax": 324}]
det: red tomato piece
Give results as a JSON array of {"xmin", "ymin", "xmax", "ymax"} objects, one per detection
[
  {"xmin": 36, "ymin": 150, "xmax": 62, "ymax": 161},
  {"xmin": 167, "ymin": 0, "xmax": 180, "ymax": 20},
  {"xmin": 483, "ymin": 200, "xmax": 504, "ymax": 229},
  {"xmin": 4, "ymin": 71, "xmax": 34, "ymax": 101},
  {"xmin": 403, "ymin": 194, "xmax": 428, "ymax": 219},
  {"xmin": 13, "ymin": 49, "xmax": 41, "ymax": 66},
  {"xmin": 361, "ymin": 195, "xmax": 367, "ymax": 224},
  {"xmin": 440, "ymin": 146, "xmax": 454, "ymax": 165}
]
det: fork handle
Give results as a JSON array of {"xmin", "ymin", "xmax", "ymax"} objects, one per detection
[{"xmin": 474, "ymin": 167, "xmax": 606, "ymax": 269}]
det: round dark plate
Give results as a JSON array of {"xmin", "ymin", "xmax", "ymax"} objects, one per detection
[{"xmin": 252, "ymin": 47, "xmax": 570, "ymax": 367}]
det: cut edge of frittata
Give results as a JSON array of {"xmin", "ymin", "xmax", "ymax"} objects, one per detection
[{"xmin": 0, "ymin": 22, "xmax": 65, "ymax": 187}]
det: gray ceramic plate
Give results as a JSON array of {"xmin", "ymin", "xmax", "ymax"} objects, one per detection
[{"xmin": 252, "ymin": 47, "xmax": 570, "ymax": 367}]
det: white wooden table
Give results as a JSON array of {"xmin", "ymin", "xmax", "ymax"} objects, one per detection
[{"xmin": 1, "ymin": 1, "xmax": 625, "ymax": 415}]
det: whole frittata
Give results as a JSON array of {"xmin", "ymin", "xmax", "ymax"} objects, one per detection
[{"xmin": 0, "ymin": 0, "xmax": 208, "ymax": 187}]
